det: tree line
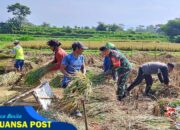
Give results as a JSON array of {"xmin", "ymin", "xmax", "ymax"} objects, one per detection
[{"xmin": 0, "ymin": 3, "xmax": 180, "ymax": 43}]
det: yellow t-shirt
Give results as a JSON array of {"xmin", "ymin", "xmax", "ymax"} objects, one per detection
[{"xmin": 13, "ymin": 45, "xmax": 24, "ymax": 60}]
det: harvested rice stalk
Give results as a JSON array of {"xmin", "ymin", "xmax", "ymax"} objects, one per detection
[
  {"xmin": 25, "ymin": 63, "xmax": 53, "ymax": 86},
  {"xmin": 86, "ymin": 70, "xmax": 106, "ymax": 86},
  {"xmin": 0, "ymin": 53, "xmax": 13, "ymax": 59},
  {"xmin": 0, "ymin": 72, "xmax": 21, "ymax": 86},
  {"xmin": 154, "ymin": 84, "xmax": 179, "ymax": 98},
  {"xmin": 60, "ymin": 72, "xmax": 92, "ymax": 113},
  {"xmin": 49, "ymin": 75, "xmax": 62, "ymax": 88},
  {"xmin": 64, "ymin": 72, "xmax": 92, "ymax": 96},
  {"xmin": 60, "ymin": 96, "xmax": 79, "ymax": 113},
  {"xmin": 152, "ymin": 104, "xmax": 161, "ymax": 116}
]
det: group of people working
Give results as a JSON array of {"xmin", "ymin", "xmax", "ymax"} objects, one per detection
[
  {"xmin": 100, "ymin": 43, "xmax": 175, "ymax": 100},
  {"xmin": 12, "ymin": 40, "xmax": 175, "ymax": 102}
]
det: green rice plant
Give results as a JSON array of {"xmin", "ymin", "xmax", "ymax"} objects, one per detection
[
  {"xmin": 86, "ymin": 70, "xmax": 106, "ymax": 86},
  {"xmin": 17, "ymin": 35, "xmax": 34, "ymax": 41},
  {"xmin": 49, "ymin": 75, "xmax": 62, "ymax": 88},
  {"xmin": 24, "ymin": 63, "xmax": 53, "ymax": 86}
]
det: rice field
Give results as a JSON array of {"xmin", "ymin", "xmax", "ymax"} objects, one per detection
[
  {"xmin": 4, "ymin": 40, "xmax": 180, "ymax": 51},
  {"xmin": 0, "ymin": 48, "xmax": 180, "ymax": 129}
]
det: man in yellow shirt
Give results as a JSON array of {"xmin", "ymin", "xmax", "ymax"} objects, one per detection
[{"xmin": 12, "ymin": 40, "xmax": 24, "ymax": 72}]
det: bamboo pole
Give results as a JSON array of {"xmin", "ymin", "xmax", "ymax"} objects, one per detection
[{"xmin": 82, "ymin": 99, "xmax": 88, "ymax": 130}]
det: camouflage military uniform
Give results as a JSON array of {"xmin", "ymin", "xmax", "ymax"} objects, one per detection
[{"xmin": 108, "ymin": 50, "xmax": 132, "ymax": 101}]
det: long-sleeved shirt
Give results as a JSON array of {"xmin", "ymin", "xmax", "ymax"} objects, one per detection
[
  {"xmin": 109, "ymin": 50, "xmax": 131, "ymax": 71},
  {"xmin": 141, "ymin": 62, "xmax": 169, "ymax": 84},
  {"xmin": 49, "ymin": 48, "xmax": 67, "ymax": 71}
]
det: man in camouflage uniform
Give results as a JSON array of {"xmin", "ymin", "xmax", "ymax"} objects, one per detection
[
  {"xmin": 103, "ymin": 42, "xmax": 117, "ymax": 80},
  {"xmin": 99, "ymin": 46, "xmax": 132, "ymax": 101}
]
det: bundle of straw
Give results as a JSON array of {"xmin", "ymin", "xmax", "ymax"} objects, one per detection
[
  {"xmin": 60, "ymin": 72, "xmax": 92, "ymax": 113},
  {"xmin": 0, "ymin": 72, "xmax": 21, "ymax": 86},
  {"xmin": 25, "ymin": 63, "xmax": 53, "ymax": 86}
]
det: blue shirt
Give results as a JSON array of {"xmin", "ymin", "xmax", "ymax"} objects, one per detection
[
  {"xmin": 61, "ymin": 53, "xmax": 84, "ymax": 74},
  {"xmin": 103, "ymin": 56, "xmax": 111, "ymax": 72},
  {"xmin": 61, "ymin": 53, "xmax": 85, "ymax": 87}
]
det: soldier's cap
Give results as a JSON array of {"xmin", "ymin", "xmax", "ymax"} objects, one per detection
[{"xmin": 105, "ymin": 42, "xmax": 115, "ymax": 49}]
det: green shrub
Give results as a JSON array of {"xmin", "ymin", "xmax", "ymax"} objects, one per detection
[
  {"xmin": 17, "ymin": 35, "xmax": 34, "ymax": 41},
  {"xmin": 0, "ymin": 35, "xmax": 14, "ymax": 41},
  {"xmin": 174, "ymin": 35, "xmax": 180, "ymax": 43}
]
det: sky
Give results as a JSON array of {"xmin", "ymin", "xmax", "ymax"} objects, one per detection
[{"xmin": 1, "ymin": 0, "xmax": 180, "ymax": 28}]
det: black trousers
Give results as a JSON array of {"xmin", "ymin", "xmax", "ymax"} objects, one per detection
[{"xmin": 127, "ymin": 67, "xmax": 153, "ymax": 94}]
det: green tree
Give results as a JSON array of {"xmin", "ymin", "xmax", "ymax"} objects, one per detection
[
  {"xmin": 107, "ymin": 24, "xmax": 124, "ymax": 32},
  {"xmin": 145, "ymin": 25, "xmax": 156, "ymax": 33},
  {"xmin": 0, "ymin": 18, "xmax": 21, "ymax": 33},
  {"xmin": 6, "ymin": 3, "xmax": 31, "ymax": 32},
  {"xmin": 7, "ymin": 3, "xmax": 31, "ymax": 19},
  {"xmin": 41, "ymin": 22, "xmax": 50, "ymax": 27},
  {"xmin": 160, "ymin": 18, "xmax": 180, "ymax": 39},
  {"xmin": 6, "ymin": 18, "xmax": 21, "ymax": 33},
  {"xmin": 84, "ymin": 26, "xmax": 90, "ymax": 30},
  {"xmin": 174, "ymin": 35, "xmax": 180, "ymax": 43},
  {"xmin": 62, "ymin": 26, "xmax": 72, "ymax": 33},
  {"xmin": 135, "ymin": 25, "xmax": 145, "ymax": 32},
  {"xmin": 96, "ymin": 22, "xmax": 107, "ymax": 31},
  {"xmin": 0, "ymin": 22, "xmax": 6, "ymax": 33}
]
